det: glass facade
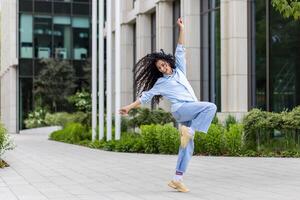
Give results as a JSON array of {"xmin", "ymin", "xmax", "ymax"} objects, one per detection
[
  {"xmin": 252, "ymin": 0, "xmax": 300, "ymax": 111},
  {"xmin": 200, "ymin": 0, "xmax": 221, "ymax": 111},
  {"xmin": 151, "ymin": 12, "xmax": 156, "ymax": 109},
  {"xmin": 18, "ymin": 0, "xmax": 92, "ymax": 129},
  {"xmin": 151, "ymin": 13, "xmax": 156, "ymax": 53}
]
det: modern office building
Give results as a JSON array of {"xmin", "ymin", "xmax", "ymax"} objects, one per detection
[
  {"xmin": 1, "ymin": 0, "xmax": 300, "ymax": 134},
  {"xmin": 1, "ymin": 0, "xmax": 92, "ymax": 132}
]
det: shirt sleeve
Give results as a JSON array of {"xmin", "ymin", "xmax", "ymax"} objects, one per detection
[
  {"xmin": 138, "ymin": 81, "xmax": 161, "ymax": 105},
  {"xmin": 175, "ymin": 44, "xmax": 186, "ymax": 75}
]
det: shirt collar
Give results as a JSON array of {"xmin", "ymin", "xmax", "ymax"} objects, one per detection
[{"xmin": 163, "ymin": 69, "xmax": 175, "ymax": 78}]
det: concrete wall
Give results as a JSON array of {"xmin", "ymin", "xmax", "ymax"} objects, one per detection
[{"xmin": 0, "ymin": 0, "xmax": 18, "ymax": 133}]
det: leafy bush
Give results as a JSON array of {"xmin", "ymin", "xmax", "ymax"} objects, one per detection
[
  {"xmin": 49, "ymin": 123, "xmax": 90, "ymax": 143},
  {"xmin": 212, "ymin": 115, "xmax": 220, "ymax": 125},
  {"xmin": 156, "ymin": 124, "xmax": 180, "ymax": 154},
  {"xmin": 243, "ymin": 107, "xmax": 300, "ymax": 152},
  {"xmin": 282, "ymin": 106, "xmax": 300, "ymax": 130},
  {"xmin": 202, "ymin": 124, "xmax": 225, "ymax": 155},
  {"xmin": 45, "ymin": 112, "xmax": 91, "ymax": 128},
  {"xmin": 140, "ymin": 124, "xmax": 160, "ymax": 153},
  {"xmin": 193, "ymin": 132, "xmax": 206, "ymax": 154},
  {"xmin": 0, "ymin": 123, "xmax": 14, "ymax": 166},
  {"xmin": 225, "ymin": 115, "xmax": 237, "ymax": 130},
  {"xmin": 68, "ymin": 91, "xmax": 92, "ymax": 113},
  {"xmin": 24, "ymin": 107, "xmax": 49, "ymax": 128},
  {"xmin": 126, "ymin": 108, "xmax": 176, "ymax": 130},
  {"xmin": 224, "ymin": 124, "xmax": 244, "ymax": 156},
  {"xmin": 114, "ymin": 132, "xmax": 143, "ymax": 153}
]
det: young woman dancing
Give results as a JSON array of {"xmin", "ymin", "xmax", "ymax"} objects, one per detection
[{"xmin": 119, "ymin": 18, "xmax": 217, "ymax": 193}]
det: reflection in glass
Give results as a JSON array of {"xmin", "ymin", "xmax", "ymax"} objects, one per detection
[
  {"xmin": 254, "ymin": 1, "xmax": 300, "ymax": 111},
  {"xmin": 20, "ymin": 14, "xmax": 33, "ymax": 58},
  {"xmin": 72, "ymin": 17, "xmax": 90, "ymax": 60},
  {"xmin": 200, "ymin": 0, "xmax": 221, "ymax": 111},
  {"xmin": 270, "ymin": 7, "xmax": 300, "ymax": 111},
  {"xmin": 34, "ymin": 16, "xmax": 52, "ymax": 59},
  {"xmin": 19, "ymin": 78, "xmax": 33, "ymax": 130},
  {"xmin": 255, "ymin": 0, "xmax": 267, "ymax": 110},
  {"xmin": 53, "ymin": 16, "xmax": 71, "ymax": 59}
]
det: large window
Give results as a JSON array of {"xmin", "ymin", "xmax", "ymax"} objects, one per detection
[
  {"xmin": 133, "ymin": 23, "xmax": 137, "ymax": 100},
  {"xmin": 20, "ymin": 14, "xmax": 33, "ymax": 58},
  {"xmin": 19, "ymin": 78, "xmax": 33, "ymax": 130},
  {"xmin": 72, "ymin": 17, "xmax": 90, "ymax": 60},
  {"xmin": 53, "ymin": 16, "xmax": 71, "ymax": 59},
  {"xmin": 251, "ymin": 0, "xmax": 300, "ymax": 111},
  {"xmin": 34, "ymin": 16, "xmax": 52, "ymax": 59},
  {"xmin": 151, "ymin": 12, "xmax": 156, "ymax": 109},
  {"xmin": 151, "ymin": 13, "xmax": 156, "ymax": 52},
  {"xmin": 18, "ymin": 0, "xmax": 92, "ymax": 129},
  {"xmin": 200, "ymin": 0, "xmax": 221, "ymax": 111}
]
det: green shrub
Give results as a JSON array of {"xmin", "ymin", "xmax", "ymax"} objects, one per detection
[
  {"xmin": 203, "ymin": 124, "xmax": 225, "ymax": 155},
  {"xmin": 140, "ymin": 124, "xmax": 160, "ymax": 153},
  {"xmin": 89, "ymin": 140, "xmax": 106, "ymax": 149},
  {"xmin": 114, "ymin": 133, "xmax": 142, "ymax": 153},
  {"xmin": 0, "ymin": 123, "xmax": 15, "ymax": 163},
  {"xmin": 67, "ymin": 90, "xmax": 92, "ymax": 113},
  {"xmin": 212, "ymin": 115, "xmax": 220, "ymax": 125},
  {"xmin": 102, "ymin": 140, "xmax": 117, "ymax": 151},
  {"xmin": 243, "ymin": 108, "xmax": 300, "ymax": 152},
  {"xmin": 24, "ymin": 107, "xmax": 49, "ymax": 128},
  {"xmin": 194, "ymin": 132, "xmax": 206, "ymax": 154},
  {"xmin": 49, "ymin": 123, "xmax": 90, "ymax": 143},
  {"xmin": 282, "ymin": 106, "xmax": 300, "ymax": 130},
  {"xmin": 224, "ymin": 124, "xmax": 244, "ymax": 155},
  {"xmin": 156, "ymin": 124, "xmax": 180, "ymax": 154},
  {"xmin": 225, "ymin": 115, "xmax": 237, "ymax": 130},
  {"xmin": 45, "ymin": 112, "xmax": 91, "ymax": 128},
  {"xmin": 126, "ymin": 108, "xmax": 176, "ymax": 130}
]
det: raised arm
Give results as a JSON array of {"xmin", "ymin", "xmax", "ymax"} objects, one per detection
[
  {"xmin": 177, "ymin": 18, "xmax": 184, "ymax": 45},
  {"xmin": 175, "ymin": 18, "xmax": 186, "ymax": 75}
]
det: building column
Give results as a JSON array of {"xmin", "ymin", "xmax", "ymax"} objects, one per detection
[
  {"xmin": 1, "ymin": 0, "xmax": 18, "ymax": 133},
  {"xmin": 220, "ymin": 0, "xmax": 248, "ymax": 119},
  {"xmin": 156, "ymin": 0, "xmax": 173, "ymax": 111},
  {"xmin": 136, "ymin": 14, "xmax": 151, "ymax": 61},
  {"xmin": 0, "ymin": 66, "xmax": 17, "ymax": 133},
  {"xmin": 181, "ymin": 0, "xmax": 201, "ymax": 100},
  {"xmin": 120, "ymin": 25, "xmax": 135, "ymax": 105}
]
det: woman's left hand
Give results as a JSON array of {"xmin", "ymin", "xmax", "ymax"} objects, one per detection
[{"xmin": 177, "ymin": 17, "xmax": 184, "ymax": 29}]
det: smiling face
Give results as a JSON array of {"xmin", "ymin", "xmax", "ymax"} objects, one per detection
[{"xmin": 155, "ymin": 59, "xmax": 173, "ymax": 75}]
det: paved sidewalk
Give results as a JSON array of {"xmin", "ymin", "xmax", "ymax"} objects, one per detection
[{"xmin": 1, "ymin": 130, "xmax": 300, "ymax": 200}]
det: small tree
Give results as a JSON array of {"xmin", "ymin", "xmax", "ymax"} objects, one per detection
[
  {"xmin": 272, "ymin": 0, "xmax": 300, "ymax": 20},
  {"xmin": 34, "ymin": 59, "xmax": 76, "ymax": 112}
]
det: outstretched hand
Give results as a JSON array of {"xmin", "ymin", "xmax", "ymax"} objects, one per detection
[
  {"xmin": 119, "ymin": 106, "xmax": 130, "ymax": 115},
  {"xmin": 177, "ymin": 17, "xmax": 184, "ymax": 29}
]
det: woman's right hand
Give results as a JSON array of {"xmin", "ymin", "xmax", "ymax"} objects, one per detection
[{"xmin": 119, "ymin": 106, "xmax": 131, "ymax": 115}]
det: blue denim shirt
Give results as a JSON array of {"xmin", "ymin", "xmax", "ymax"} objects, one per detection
[{"xmin": 139, "ymin": 44, "xmax": 198, "ymax": 112}]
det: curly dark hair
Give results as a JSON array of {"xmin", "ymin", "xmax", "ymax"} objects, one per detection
[{"xmin": 134, "ymin": 49, "xmax": 176, "ymax": 104}]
